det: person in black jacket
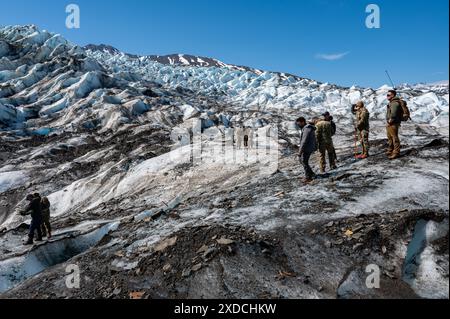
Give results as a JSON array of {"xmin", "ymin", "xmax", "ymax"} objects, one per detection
[
  {"xmin": 20, "ymin": 193, "xmax": 43, "ymax": 245},
  {"xmin": 296, "ymin": 117, "xmax": 318, "ymax": 183}
]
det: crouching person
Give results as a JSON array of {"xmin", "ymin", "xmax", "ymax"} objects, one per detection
[
  {"xmin": 20, "ymin": 193, "xmax": 43, "ymax": 245},
  {"xmin": 41, "ymin": 196, "xmax": 52, "ymax": 239},
  {"xmin": 296, "ymin": 117, "xmax": 318, "ymax": 183}
]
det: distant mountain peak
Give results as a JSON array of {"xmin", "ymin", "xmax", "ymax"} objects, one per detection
[
  {"xmin": 146, "ymin": 53, "xmax": 228, "ymax": 68},
  {"xmin": 84, "ymin": 44, "xmax": 122, "ymax": 55},
  {"xmin": 83, "ymin": 44, "xmax": 254, "ymax": 71}
]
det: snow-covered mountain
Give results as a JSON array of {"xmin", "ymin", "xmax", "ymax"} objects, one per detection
[
  {"xmin": 84, "ymin": 44, "xmax": 253, "ymax": 70},
  {"xmin": 0, "ymin": 25, "xmax": 448, "ymax": 299}
]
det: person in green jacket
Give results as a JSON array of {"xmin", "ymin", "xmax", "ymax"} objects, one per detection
[
  {"xmin": 355, "ymin": 101, "xmax": 370, "ymax": 159},
  {"xmin": 386, "ymin": 90, "xmax": 402, "ymax": 160}
]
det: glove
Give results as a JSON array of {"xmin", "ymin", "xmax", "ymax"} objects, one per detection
[{"xmin": 19, "ymin": 209, "xmax": 29, "ymax": 216}]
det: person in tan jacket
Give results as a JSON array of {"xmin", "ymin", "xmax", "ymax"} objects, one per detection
[
  {"xmin": 386, "ymin": 90, "xmax": 402, "ymax": 159},
  {"xmin": 355, "ymin": 101, "xmax": 370, "ymax": 159},
  {"xmin": 315, "ymin": 118, "xmax": 337, "ymax": 173}
]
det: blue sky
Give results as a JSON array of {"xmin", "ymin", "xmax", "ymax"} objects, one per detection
[{"xmin": 0, "ymin": 0, "xmax": 448, "ymax": 87}]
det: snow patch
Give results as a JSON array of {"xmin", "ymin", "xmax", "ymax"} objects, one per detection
[
  {"xmin": 0, "ymin": 171, "xmax": 29, "ymax": 193},
  {"xmin": 403, "ymin": 219, "xmax": 449, "ymax": 299}
]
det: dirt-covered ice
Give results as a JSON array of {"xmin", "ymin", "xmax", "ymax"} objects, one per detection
[{"xmin": 0, "ymin": 25, "xmax": 448, "ymax": 299}]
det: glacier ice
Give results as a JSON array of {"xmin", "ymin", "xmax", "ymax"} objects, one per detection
[{"xmin": 0, "ymin": 24, "xmax": 448, "ymax": 299}]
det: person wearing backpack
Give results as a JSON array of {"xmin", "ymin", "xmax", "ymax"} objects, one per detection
[
  {"xmin": 323, "ymin": 112, "xmax": 336, "ymax": 136},
  {"xmin": 323, "ymin": 112, "xmax": 338, "ymax": 162},
  {"xmin": 386, "ymin": 90, "xmax": 410, "ymax": 160}
]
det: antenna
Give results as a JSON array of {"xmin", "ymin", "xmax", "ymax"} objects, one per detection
[{"xmin": 385, "ymin": 70, "xmax": 396, "ymax": 89}]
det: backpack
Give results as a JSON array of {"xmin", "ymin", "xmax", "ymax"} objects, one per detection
[
  {"xmin": 399, "ymin": 99, "xmax": 411, "ymax": 122},
  {"xmin": 330, "ymin": 120, "xmax": 336, "ymax": 136},
  {"xmin": 41, "ymin": 197, "xmax": 50, "ymax": 211}
]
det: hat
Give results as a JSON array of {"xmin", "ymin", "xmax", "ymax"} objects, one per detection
[{"xmin": 322, "ymin": 111, "xmax": 331, "ymax": 117}]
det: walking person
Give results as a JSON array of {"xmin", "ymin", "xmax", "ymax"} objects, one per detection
[
  {"xmin": 20, "ymin": 193, "xmax": 43, "ymax": 245},
  {"xmin": 296, "ymin": 117, "xmax": 317, "ymax": 183}
]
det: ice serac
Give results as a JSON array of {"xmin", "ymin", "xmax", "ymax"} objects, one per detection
[{"xmin": 0, "ymin": 25, "xmax": 448, "ymax": 299}]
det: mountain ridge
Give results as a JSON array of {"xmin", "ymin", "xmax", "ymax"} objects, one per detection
[{"xmin": 83, "ymin": 43, "xmax": 258, "ymax": 73}]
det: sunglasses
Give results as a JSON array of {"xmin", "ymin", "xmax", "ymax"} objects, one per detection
[{"xmin": 387, "ymin": 94, "xmax": 393, "ymax": 97}]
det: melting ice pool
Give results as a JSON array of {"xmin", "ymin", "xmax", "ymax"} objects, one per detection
[{"xmin": 0, "ymin": 221, "xmax": 119, "ymax": 293}]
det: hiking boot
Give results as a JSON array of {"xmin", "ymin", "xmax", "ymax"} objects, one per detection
[
  {"xmin": 24, "ymin": 239, "xmax": 33, "ymax": 246},
  {"xmin": 359, "ymin": 154, "xmax": 368, "ymax": 159},
  {"xmin": 302, "ymin": 178, "xmax": 314, "ymax": 184},
  {"xmin": 389, "ymin": 154, "xmax": 400, "ymax": 160},
  {"xmin": 47, "ymin": 232, "xmax": 52, "ymax": 239},
  {"xmin": 36, "ymin": 237, "xmax": 43, "ymax": 242},
  {"xmin": 330, "ymin": 165, "xmax": 337, "ymax": 170}
]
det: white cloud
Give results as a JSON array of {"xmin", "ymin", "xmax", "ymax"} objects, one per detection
[{"xmin": 315, "ymin": 51, "xmax": 350, "ymax": 61}]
